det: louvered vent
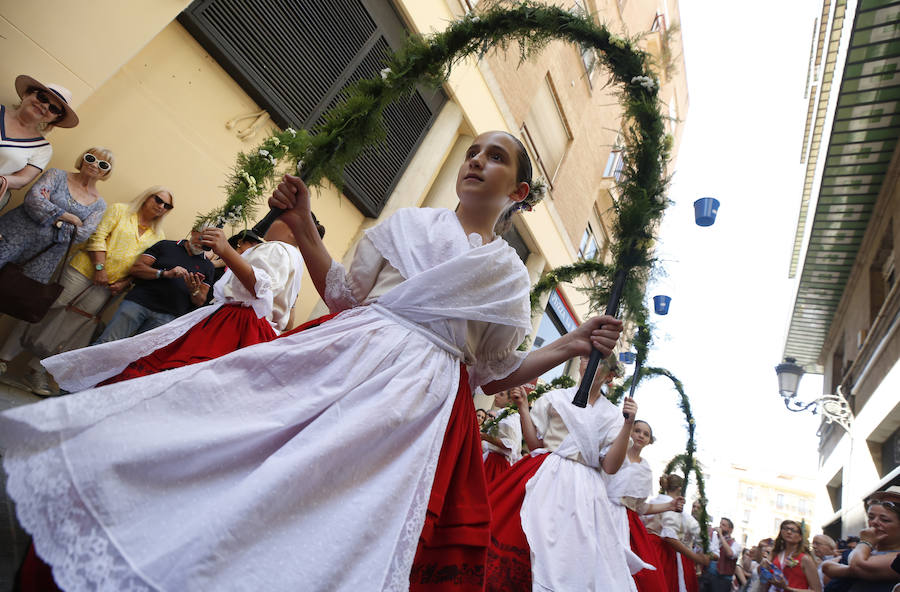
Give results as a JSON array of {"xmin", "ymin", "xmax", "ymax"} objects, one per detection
[{"xmin": 179, "ymin": 0, "xmax": 445, "ymax": 217}]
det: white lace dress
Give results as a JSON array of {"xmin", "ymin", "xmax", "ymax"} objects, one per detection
[
  {"xmin": 0, "ymin": 207, "xmax": 532, "ymax": 592},
  {"xmin": 519, "ymin": 388, "xmax": 638, "ymax": 592},
  {"xmin": 43, "ymin": 240, "xmax": 304, "ymax": 391}
]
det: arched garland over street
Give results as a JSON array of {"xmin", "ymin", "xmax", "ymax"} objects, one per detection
[{"xmin": 199, "ymin": 0, "xmax": 671, "ymax": 326}]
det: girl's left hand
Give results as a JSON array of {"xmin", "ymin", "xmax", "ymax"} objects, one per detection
[
  {"xmin": 567, "ymin": 315, "xmax": 623, "ymax": 357},
  {"xmin": 200, "ymin": 227, "xmax": 230, "ymax": 255},
  {"xmin": 622, "ymin": 397, "xmax": 637, "ymax": 423}
]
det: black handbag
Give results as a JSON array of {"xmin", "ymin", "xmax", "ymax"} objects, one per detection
[{"xmin": 0, "ymin": 226, "xmax": 79, "ymax": 323}]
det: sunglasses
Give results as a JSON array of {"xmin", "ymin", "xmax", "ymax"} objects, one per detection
[
  {"xmin": 83, "ymin": 153, "xmax": 112, "ymax": 171},
  {"xmin": 150, "ymin": 194, "xmax": 174, "ymax": 210},
  {"xmin": 868, "ymin": 500, "xmax": 899, "ymax": 512},
  {"xmin": 781, "ymin": 526, "xmax": 801, "ymax": 534},
  {"xmin": 32, "ymin": 90, "xmax": 65, "ymax": 117}
]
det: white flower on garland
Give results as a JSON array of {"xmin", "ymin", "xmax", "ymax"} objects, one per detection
[
  {"xmin": 655, "ymin": 194, "xmax": 667, "ymax": 204},
  {"xmin": 380, "ymin": 67, "xmax": 391, "ymax": 80},
  {"xmin": 631, "ymin": 75, "xmax": 657, "ymax": 91},
  {"xmin": 286, "ymin": 127, "xmax": 297, "ymax": 137},
  {"xmin": 258, "ymin": 149, "xmax": 276, "ymax": 165},
  {"xmin": 609, "ymin": 34, "xmax": 627, "ymax": 49},
  {"xmin": 271, "ymin": 137, "xmax": 280, "ymax": 147},
  {"xmin": 240, "ymin": 171, "xmax": 259, "ymax": 194}
]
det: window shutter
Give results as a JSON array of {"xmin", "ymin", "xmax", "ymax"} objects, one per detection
[{"xmin": 179, "ymin": 0, "xmax": 446, "ymax": 217}]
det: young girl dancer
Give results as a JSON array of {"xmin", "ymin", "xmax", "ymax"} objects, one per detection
[
  {"xmin": 644, "ymin": 475, "xmax": 709, "ymax": 592},
  {"xmin": 0, "ymin": 130, "xmax": 623, "ymax": 592},
  {"xmin": 484, "ymin": 358, "xmax": 642, "ymax": 592},
  {"xmin": 481, "ymin": 386, "xmax": 524, "ymax": 482},
  {"xmin": 605, "ymin": 421, "xmax": 685, "ymax": 592},
  {"xmin": 42, "ymin": 219, "xmax": 309, "ymax": 390}
]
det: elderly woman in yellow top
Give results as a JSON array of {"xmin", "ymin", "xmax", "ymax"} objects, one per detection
[{"xmin": 0, "ymin": 186, "xmax": 173, "ymax": 396}]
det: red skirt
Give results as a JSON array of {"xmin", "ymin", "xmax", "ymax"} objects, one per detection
[
  {"xmin": 409, "ymin": 366, "xmax": 491, "ymax": 592},
  {"xmin": 483, "ymin": 451, "xmax": 511, "ymax": 484},
  {"xmin": 647, "ymin": 533, "xmax": 680, "ymax": 592},
  {"xmin": 680, "ymin": 553, "xmax": 698, "ymax": 592},
  {"xmin": 483, "ymin": 453, "xmax": 549, "ymax": 592},
  {"xmin": 627, "ymin": 509, "xmax": 669, "ymax": 592},
  {"xmin": 100, "ymin": 304, "xmax": 277, "ymax": 385}
]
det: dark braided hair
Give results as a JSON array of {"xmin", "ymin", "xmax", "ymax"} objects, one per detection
[{"xmin": 494, "ymin": 132, "xmax": 545, "ymax": 235}]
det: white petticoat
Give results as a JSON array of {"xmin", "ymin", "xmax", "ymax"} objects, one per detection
[
  {"xmin": 520, "ymin": 453, "xmax": 637, "ymax": 592},
  {"xmin": 2, "ymin": 305, "xmax": 459, "ymax": 592}
]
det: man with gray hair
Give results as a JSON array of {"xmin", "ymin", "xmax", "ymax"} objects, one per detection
[
  {"xmin": 92, "ymin": 225, "xmax": 215, "ymax": 344},
  {"xmin": 812, "ymin": 533, "xmax": 838, "ymax": 589}
]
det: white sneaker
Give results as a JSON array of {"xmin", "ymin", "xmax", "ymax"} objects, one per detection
[{"xmin": 27, "ymin": 368, "xmax": 54, "ymax": 397}]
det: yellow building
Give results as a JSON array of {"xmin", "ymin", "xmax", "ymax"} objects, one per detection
[{"xmin": 0, "ymin": 0, "xmax": 686, "ymax": 370}]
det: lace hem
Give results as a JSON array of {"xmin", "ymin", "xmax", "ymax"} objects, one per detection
[
  {"xmin": 323, "ymin": 260, "xmax": 358, "ymax": 313},
  {"xmin": 3, "ymin": 439, "xmax": 154, "ymax": 591},
  {"xmin": 382, "ymin": 365, "xmax": 458, "ymax": 591}
]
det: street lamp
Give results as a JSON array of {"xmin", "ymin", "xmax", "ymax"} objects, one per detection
[{"xmin": 774, "ymin": 357, "xmax": 854, "ymax": 432}]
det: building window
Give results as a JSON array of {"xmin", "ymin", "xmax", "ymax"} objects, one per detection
[
  {"xmin": 798, "ymin": 498, "xmax": 808, "ymax": 515},
  {"xmin": 579, "ymin": 224, "xmax": 601, "ymax": 260},
  {"xmin": 744, "ymin": 486, "xmax": 754, "ymax": 502},
  {"xmin": 742, "ymin": 509, "xmax": 750, "ymax": 523},
  {"xmin": 603, "ymin": 135, "xmax": 625, "ymax": 181},
  {"xmin": 572, "ymin": 0, "xmax": 596, "ymax": 77},
  {"xmin": 178, "ymin": 0, "xmax": 445, "ymax": 218},
  {"xmin": 776, "ymin": 493, "xmax": 785, "ymax": 509},
  {"xmin": 523, "ymin": 75, "xmax": 572, "ymax": 182},
  {"xmin": 881, "ymin": 425, "xmax": 900, "ymax": 477},
  {"xmin": 533, "ymin": 289, "xmax": 578, "ymax": 382}
]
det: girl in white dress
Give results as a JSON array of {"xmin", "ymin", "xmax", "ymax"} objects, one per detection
[
  {"xmin": 485, "ymin": 359, "xmax": 641, "ymax": 592},
  {"xmin": 605, "ymin": 421, "xmax": 684, "ymax": 591},
  {"xmin": 481, "ymin": 386, "xmax": 524, "ymax": 482},
  {"xmin": 0, "ymin": 131, "xmax": 624, "ymax": 592}
]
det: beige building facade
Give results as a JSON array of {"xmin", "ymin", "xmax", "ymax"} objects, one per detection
[{"xmin": 0, "ymin": 0, "xmax": 687, "ymax": 374}]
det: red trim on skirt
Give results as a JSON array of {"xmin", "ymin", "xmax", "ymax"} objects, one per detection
[
  {"xmin": 482, "ymin": 451, "xmax": 511, "ymax": 485},
  {"xmin": 100, "ymin": 304, "xmax": 277, "ymax": 386},
  {"xmin": 627, "ymin": 508, "xmax": 668, "ymax": 592},
  {"xmin": 409, "ymin": 365, "xmax": 490, "ymax": 591},
  {"xmin": 483, "ymin": 453, "xmax": 549, "ymax": 592}
]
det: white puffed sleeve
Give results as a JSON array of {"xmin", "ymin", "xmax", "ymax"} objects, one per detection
[
  {"xmin": 323, "ymin": 235, "xmax": 387, "ymax": 313},
  {"xmin": 529, "ymin": 394, "xmax": 552, "ymax": 440},
  {"xmin": 465, "ymin": 321, "xmax": 528, "ymax": 388},
  {"xmin": 212, "ymin": 242, "xmax": 301, "ymax": 330},
  {"xmin": 496, "ymin": 414, "xmax": 523, "ymax": 464}
]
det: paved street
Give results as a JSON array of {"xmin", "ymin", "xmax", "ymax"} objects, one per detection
[{"xmin": 0, "ymin": 379, "xmax": 40, "ymax": 592}]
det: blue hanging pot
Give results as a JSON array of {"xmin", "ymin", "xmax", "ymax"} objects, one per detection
[
  {"xmin": 619, "ymin": 351, "xmax": 637, "ymax": 364},
  {"xmin": 653, "ymin": 294, "xmax": 671, "ymax": 315},
  {"xmin": 693, "ymin": 197, "xmax": 720, "ymax": 226}
]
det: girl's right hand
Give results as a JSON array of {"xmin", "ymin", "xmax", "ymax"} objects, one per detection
[
  {"xmin": 509, "ymin": 386, "xmax": 527, "ymax": 409},
  {"xmin": 269, "ymin": 174, "xmax": 311, "ymax": 215}
]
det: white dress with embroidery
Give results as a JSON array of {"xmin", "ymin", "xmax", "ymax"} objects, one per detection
[
  {"xmin": 518, "ymin": 388, "xmax": 638, "ymax": 592},
  {"xmin": 0, "ymin": 207, "xmax": 531, "ymax": 592},
  {"xmin": 44, "ymin": 240, "xmax": 304, "ymax": 391}
]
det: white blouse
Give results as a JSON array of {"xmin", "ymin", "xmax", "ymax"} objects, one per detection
[{"xmin": 212, "ymin": 240, "xmax": 302, "ymax": 331}]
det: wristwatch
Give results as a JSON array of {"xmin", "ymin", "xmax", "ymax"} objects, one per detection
[
  {"xmin": 156, "ymin": 268, "xmax": 164, "ymax": 279},
  {"xmin": 94, "ymin": 263, "xmax": 104, "ymax": 271}
]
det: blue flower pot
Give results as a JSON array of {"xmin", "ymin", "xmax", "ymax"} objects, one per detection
[
  {"xmin": 653, "ymin": 295, "xmax": 671, "ymax": 315},
  {"xmin": 693, "ymin": 197, "xmax": 720, "ymax": 227},
  {"xmin": 619, "ymin": 351, "xmax": 636, "ymax": 364}
]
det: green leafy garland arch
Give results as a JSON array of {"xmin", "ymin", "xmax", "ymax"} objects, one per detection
[{"xmin": 198, "ymin": 0, "xmax": 672, "ymax": 330}]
